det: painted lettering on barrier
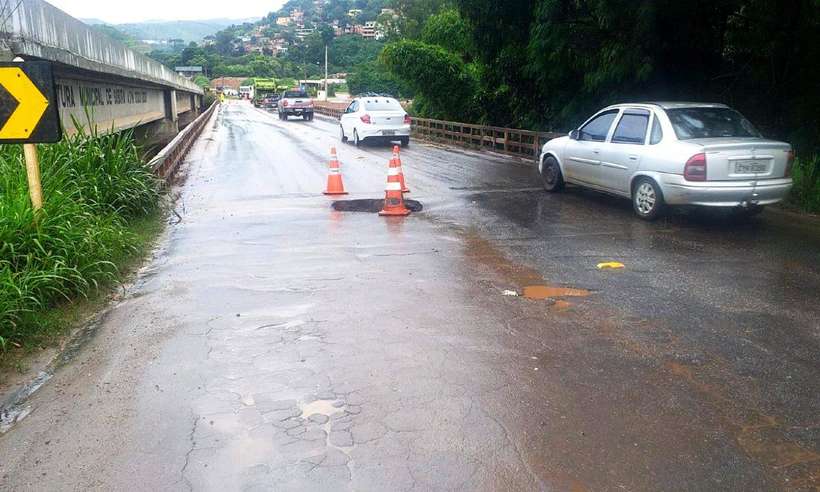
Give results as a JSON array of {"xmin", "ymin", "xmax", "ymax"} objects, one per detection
[
  {"xmin": 56, "ymin": 83, "xmax": 149, "ymax": 109},
  {"xmin": 55, "ymin": 78, "xmax": 165, "ymax": 135}
]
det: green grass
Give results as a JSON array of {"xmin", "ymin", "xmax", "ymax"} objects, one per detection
[
  {"xmin": 0, "ymin": 128, "xmax": 162, "ymax": 356},
  {"xmin": 789, "ymin": 156, "xmax": 820, "ymax": 213}
]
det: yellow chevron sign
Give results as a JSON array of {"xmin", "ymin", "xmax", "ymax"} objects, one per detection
[{"xmin": 0, "ymin": 62, "xmax": 61, "ymax": 143}]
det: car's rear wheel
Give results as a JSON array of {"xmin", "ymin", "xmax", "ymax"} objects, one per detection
[
  {"xmin": 400, "ymin": 137, "xmax": 409, "ymax": 148},
  {"xmin": 340, "ymin": 125, "xmax": 347, "ymax": 143},
  {"xmin": 632, "ymin": 177, "xmax": 666, "ymax": 221},
  {"xmin": 354, "ymin": 130, "xmax": 361, "ymax": 147},
  {"xmin": 539, "ymin": 156, "xmax": 564, "ymax": 192}
]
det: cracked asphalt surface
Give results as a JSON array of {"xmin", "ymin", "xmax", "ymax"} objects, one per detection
[{"xmin": 1, "ymin": 101, "xmax": 819, "ymax": 491}]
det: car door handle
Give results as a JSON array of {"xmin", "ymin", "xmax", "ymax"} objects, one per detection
[{"xmin": 628, "ymin": 155, "xmax": 638, "ymax": 161}]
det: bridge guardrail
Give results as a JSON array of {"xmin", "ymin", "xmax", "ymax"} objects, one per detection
[
  {"xmin": 150, "ymin": 102, "xmax": 217, "ymax": 181},
  {"xmin": 313, "ymin": 102, "xmax": 563, "ymax": 163},
  {"xmin": 411, "ymin": 118, "xmax": 563, "ymax": 163},
  {"xmin": 313, "ymin": 102, "xmax": 346, "ymax": 119}
]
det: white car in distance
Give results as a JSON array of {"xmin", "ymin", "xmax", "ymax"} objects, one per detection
[{"xmin": 340, "ymin": 96, "xmax": 411, "ymax": 147}]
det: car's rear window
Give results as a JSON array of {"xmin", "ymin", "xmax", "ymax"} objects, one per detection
[
  {"xmin": 284, "ymin": 91, "xmax": 308, "ymax": 98},
  {"xmin": 364, "ymin": 99, "xmax": 402, "ymax": 111},
  {"xmin": 666, "ymin": 107, "xmax": 761, "ymax": 139}
]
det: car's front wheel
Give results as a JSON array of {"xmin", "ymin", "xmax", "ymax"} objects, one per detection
[
  {"xmin": 539, "ymin": 156, "xmax": 564, "ymax": 192},
  {"xmin": 632, "ymin": 177, "xmax": 666, "ymax": 221}
]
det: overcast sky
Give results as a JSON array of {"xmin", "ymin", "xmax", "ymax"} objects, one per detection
[{"xmin": 47, "ymin": 0, "xmax": 286, "ymax": 23}]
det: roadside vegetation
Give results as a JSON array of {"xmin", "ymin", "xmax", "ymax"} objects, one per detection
[
  {"xmin": 0, "ymin": 128, "xmax": 161, "ymax": 357},
  {"xmin": 789, "ymin": 157, "xmax": 820, "ymax": 213}
]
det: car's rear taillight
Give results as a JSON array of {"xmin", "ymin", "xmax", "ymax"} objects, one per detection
[
  {"xmin": 404, "ymin": 114, "xmax": 411, "ymax": 125},
  {"xmin": 283, "ymin": 100, "xmax": 288, "ymax": 107},
  {"xmin": 785, "ymin": 149, "xmax": 795, "ymax": 177},
  {"xmin": 684, "ymin": 153, "xmax": 707, "ymax": 181},
  {"xmin": 361, "ymin": 114, "xmax": 371, "ymax": 124}
]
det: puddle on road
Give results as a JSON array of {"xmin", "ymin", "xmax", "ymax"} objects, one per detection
[
  {"xmin": 299, "ymin": 399, "xmax": 341, "ymax": 419},
  {"xmin": 0, "ymin": 403, "xmax": 33, "ymax": 434},
  {"xmin": 523, "ymin": 285, "xmax": 590, "ymax": 300},
  {"xmin": 0, "ymin": 371, "xmax": 52, "ymax": 434}
]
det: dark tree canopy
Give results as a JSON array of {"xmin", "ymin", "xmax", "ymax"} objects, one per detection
[{"xmin": 450, "ymin": 0, "xmax": 819, "ymax": 153}]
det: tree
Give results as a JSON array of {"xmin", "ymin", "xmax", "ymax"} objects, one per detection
[
  {"xmin": 319, "ymin": 25, "xmax": 335, "ymax": 47},
  {"xmin": 381, "ymin": 40, "xmax": 477, "ymax": 120},
  {"xmin": 330, "ymin": 36, "xmax": 385, "ymax": 70},
  {"xmin": 215, "ymin": 29, "xmax": 237, "ymax": 55},
  {"xmin": 420, "ymin": 9, "xmax": 471, "ymax": 57},
  {"xmin": 347, "ymin": 60, "xmax": 410, "ymax": 97},
  {"xmin": 452, "ymin": 0, "xmax": 820, "ymax": 147},
  {"xmin": 193, "ymin": 75, "xmax": 210, "ymax": 89},
  {"xmin": 387, "ymin": 0, "xmax": 453, "ymax": 39}
]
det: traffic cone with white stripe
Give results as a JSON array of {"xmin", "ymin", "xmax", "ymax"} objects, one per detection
[
  {"xmin": 379, "ymin": 157, "xmax": 411, "ymax": 217},
  {"xmin": 323, "ymin": 147, "xmax": 348, "ymax": 195},
  {"xmin": 392, "ymin": 145, "xmax": 410, "ymax": 193}
]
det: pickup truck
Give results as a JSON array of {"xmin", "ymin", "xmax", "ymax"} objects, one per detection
[{"xmin": 277, "ymin": 89, "xmax": 314, "ymax": 121}]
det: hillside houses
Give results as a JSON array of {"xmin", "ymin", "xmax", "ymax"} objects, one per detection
[{"xmin": 203, "ymin": 1, "xmax": 393, "ymax": 60}]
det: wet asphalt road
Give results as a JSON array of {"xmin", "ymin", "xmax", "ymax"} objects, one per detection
[{"xmin": 1, "ymin": 101, "xmax": 819, "ymax": 491}]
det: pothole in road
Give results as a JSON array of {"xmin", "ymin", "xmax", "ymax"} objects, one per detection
[{"xmin": 331, "ymin": 199, "xmax": 423, "ymax": 213}]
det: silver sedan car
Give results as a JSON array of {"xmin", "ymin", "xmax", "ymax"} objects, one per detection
[{"xmin": 539, "ymin": 102, "xmax": 794, "ymax": 220}]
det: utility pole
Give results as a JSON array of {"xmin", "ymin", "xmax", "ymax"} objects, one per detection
[{"xmin": 324, "ymin": 44, "xmax": 328, "ymax": 101}]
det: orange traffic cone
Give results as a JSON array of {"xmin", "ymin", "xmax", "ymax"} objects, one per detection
[
  {"xmin": 392, "ymin": 145, "xmax": 410, "ymax": 193},
  {"xmin": 323, "ymin": 147, "xmax": 348, "ymax": 195},
  {"xmin": 379, "ymin": 156, "xmax": 411, "ymax": 217}
]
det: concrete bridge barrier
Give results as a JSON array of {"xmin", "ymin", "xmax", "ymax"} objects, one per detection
[{"xmin": 0, "ymin": 0, "xmax": 204, "ymax": 145}]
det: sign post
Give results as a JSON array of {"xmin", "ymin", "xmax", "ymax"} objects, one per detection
[
  {"xmin": 22, "ymin": 143, "xmax": 43, "ymax": 210},
  {"xmin": 0, "ymin": 60, "xmax": 61, "ymax": 212}
]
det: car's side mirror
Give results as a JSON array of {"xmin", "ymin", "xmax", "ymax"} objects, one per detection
[{"xmin": 569, "ymin": 129, "xmax": 580, "ymax": 140}]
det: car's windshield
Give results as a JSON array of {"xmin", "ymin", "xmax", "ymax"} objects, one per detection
[
  {"xmin": 364, "ymin": 99, "xmax": 402, "ymax": 111},
  {"xmin": 284, "ymin": 91, "xmax": 308, "ymax": 98},
  {"xmin": 666, "ymin": 107, "xmax": 761, "ymax": 139}
]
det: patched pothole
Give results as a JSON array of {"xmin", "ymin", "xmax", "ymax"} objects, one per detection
[{"xmin": 331, "ymin": 199, "xmax": 423, "ymax": 213}]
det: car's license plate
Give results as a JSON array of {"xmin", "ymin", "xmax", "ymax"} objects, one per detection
[
  {"xmin": 734, "ymin": 160, "xmax": 767, "ymax": 174},
  {"xmin": 382, "ymin": 130, "xmax": 396, "ymax": 136}
]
